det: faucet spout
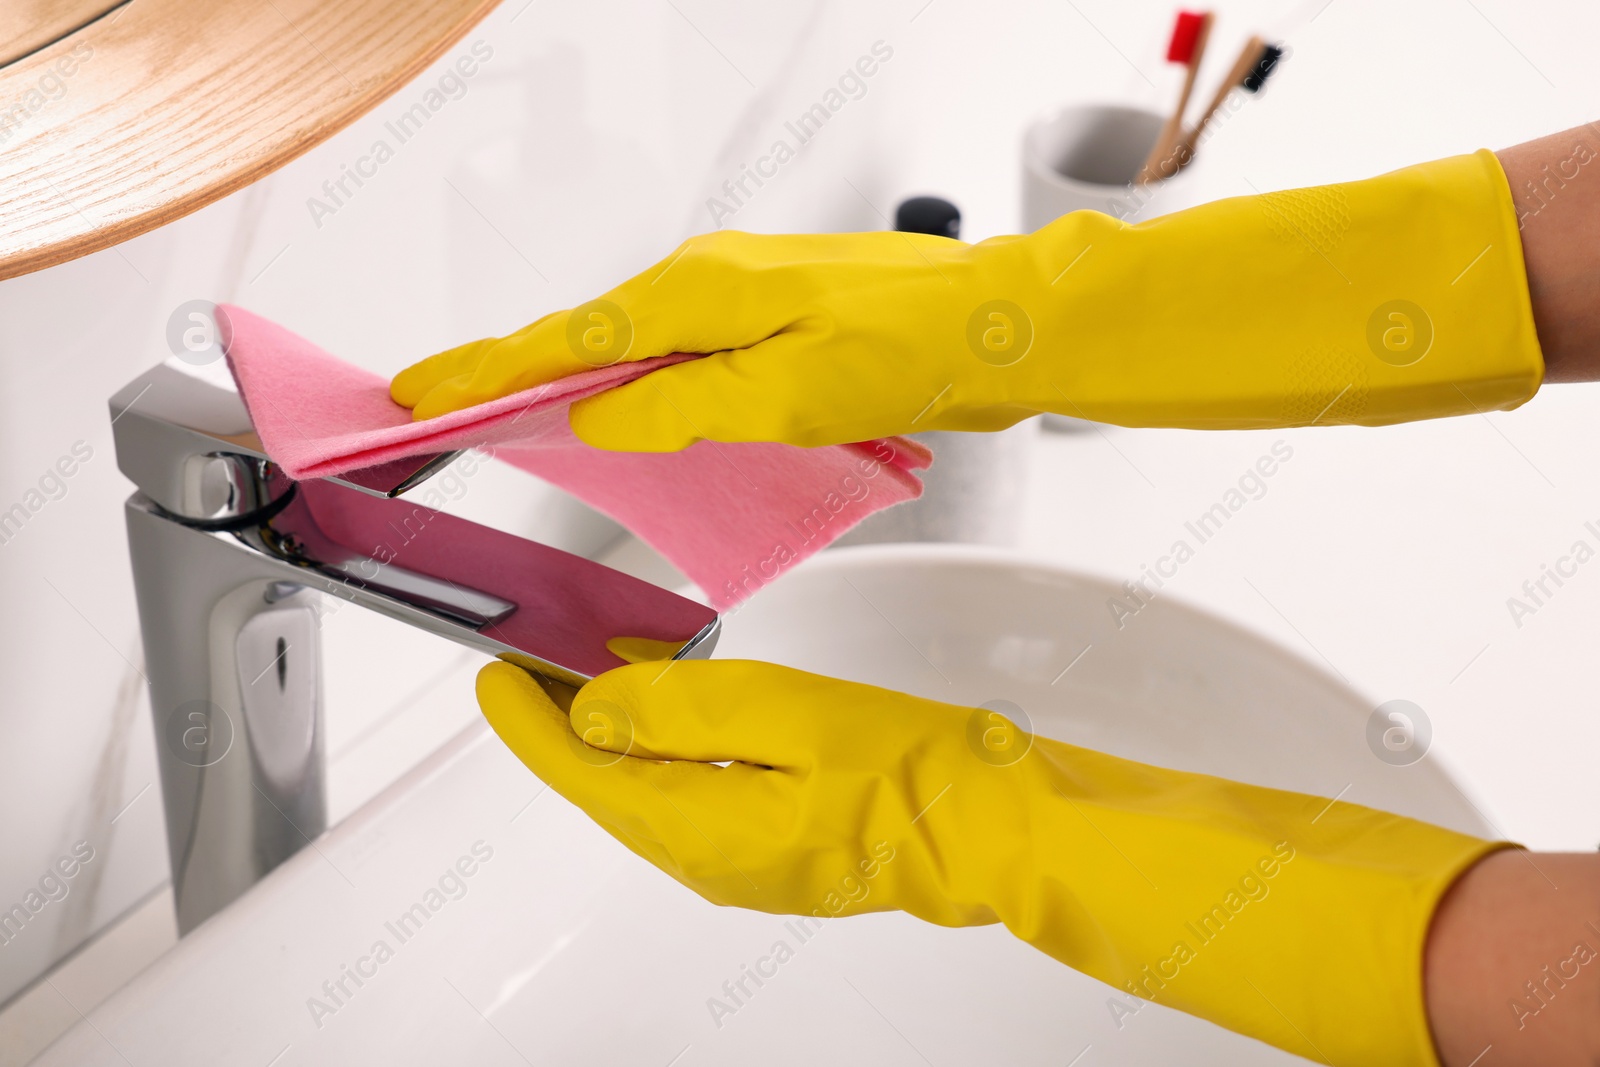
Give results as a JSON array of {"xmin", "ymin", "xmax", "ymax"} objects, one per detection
[{"xmin": 113, "ymin": 361, "xmax": 719, "ymax": 932}]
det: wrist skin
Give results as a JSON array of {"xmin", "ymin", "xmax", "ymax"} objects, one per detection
[
  {"xmin": 1420, "ymin": 127, "xmax": 1600, "ymax": 1065},
  {"xmin": 1496, "ymin": 125, "xmax": 1600, "ymax": 381},
  {"xmin": 1425, "ymin": 851, "xmax": 1600, "ymax": 1065}
]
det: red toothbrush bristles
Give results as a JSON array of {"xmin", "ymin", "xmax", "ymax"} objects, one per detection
[{"xmin": 1166, "ymin": 10, "xmax": 1206, "ymax": 63}]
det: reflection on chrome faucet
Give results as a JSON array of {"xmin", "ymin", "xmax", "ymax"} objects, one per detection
[{"xmin": 110, "ymin": 362, "xmax": 719, "ymax": 933}]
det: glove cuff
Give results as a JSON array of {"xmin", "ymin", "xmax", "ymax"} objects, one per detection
[
  {"xmin": 983, "ymin": 740, "xmax": 1509, "ymax": 1066},
  {"xmin": 1015, "ymin": 149, "xmax": 1545, "ymax": 430}
]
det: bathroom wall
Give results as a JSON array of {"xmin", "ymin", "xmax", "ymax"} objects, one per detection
[
  {"xmin": 1, "ymin": 0, "xmax": 1593, "ymax": 1006},
  {"xmin": 0, "ymin": 0, "xmax": 922, "ymax": 1008}
]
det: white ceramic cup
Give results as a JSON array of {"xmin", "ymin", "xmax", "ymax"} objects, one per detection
[{"xmin": 1022, "ymin": 103, "xmax": 1180, "ymax": 232}]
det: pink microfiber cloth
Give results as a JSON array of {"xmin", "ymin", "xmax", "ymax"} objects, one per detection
[{"xmin": 220, "ymin": 306, "xmax": 932, "ymax": 610}]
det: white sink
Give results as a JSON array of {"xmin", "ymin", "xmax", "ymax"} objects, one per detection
[{"xmin": 36, "ymin": 545, "xmax": 1487, "ymax": 1066}]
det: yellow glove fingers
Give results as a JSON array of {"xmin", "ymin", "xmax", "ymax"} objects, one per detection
[
  {"xmin": 405, "ymin": 312, "xmax": 578, "ymax": 420},
  {"xmin": 478, "ymin": 662, "xmax": 792, "ymax": 894},
  {"xmin": 476, "ymin": 661, "xmax": 690, "ymax": 822},
  {"xmin": 576, "ymin": 659, "xmax": 963, "ymax": 774},
  {"xmin": 567, "ymin": 357, "xmax": 735, "ymax": 452},
  {"xmin": 602, "ymin": 239, "xmax": 801, "ymax": 355},
  {"xmin": 603, "ymin": 635, "xmax": 691, "ymax": 663},
  {"xmin": 389, "ymin": 336, "xmax": 500, "ymax": 409},
  {"xmin": 572, "ymin": 659, "xmax": 800, "ymax": 767},
  {"xmin": 398, "ymin": 233, "xmax": 816, "ymax": 421},
  {"xmin": 391, "ymin": 309, "xmax": 562, "ymax": 417},
  {"xmin": 568, "ymin": 332, "xmax": 857, "ymax": 451}
]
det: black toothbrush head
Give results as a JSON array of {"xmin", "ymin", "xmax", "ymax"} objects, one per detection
[{"xmin": 1241, "ymin": 43, "xmax": 1283, "ymax": 93}]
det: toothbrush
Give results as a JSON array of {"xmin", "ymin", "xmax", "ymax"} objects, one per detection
[
  {"xmin": 1177, "ymin": 38, "xmax": 1284, "ymax": 161},
  {"xmin": 1136, "ymin": 10, "xmax": 1214, "ymax": 184}
]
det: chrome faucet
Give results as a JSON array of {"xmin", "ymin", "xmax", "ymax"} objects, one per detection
[{"xmin": 110, "ymin": 361, "xmax": 719, "ymax": 933}]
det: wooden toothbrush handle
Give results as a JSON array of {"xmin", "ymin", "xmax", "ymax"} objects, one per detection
[
  {"xmin": 1137, "ymin": 12, "xmax": 1214, "ymax": 185},
  {"xmin": 1173, "ymin": 34, "xmax": 1265, "ymax": 164}
]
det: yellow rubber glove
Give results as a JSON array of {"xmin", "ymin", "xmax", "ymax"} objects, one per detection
[
  {"xmin": 393, "ymin": 150, "xmax": 1542, "ymax": 448},
  {"xmin": 480, "ymin": 658, "xmax": 1507, "ymax": 1066}
]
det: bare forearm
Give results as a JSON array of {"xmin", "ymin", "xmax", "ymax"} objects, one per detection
[
  {"xmin": 1425, "ymin": 849, "xmax": 1600, "ymax": 1064},
  {"xmin": 1496, "ymin": 125, "xmax": 1600, "ymax": 382}
]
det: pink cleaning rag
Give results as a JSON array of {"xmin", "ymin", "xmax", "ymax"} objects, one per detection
[{"xmin": 220, "ymin": 306, "xmax": 931, "ymax": 609}]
